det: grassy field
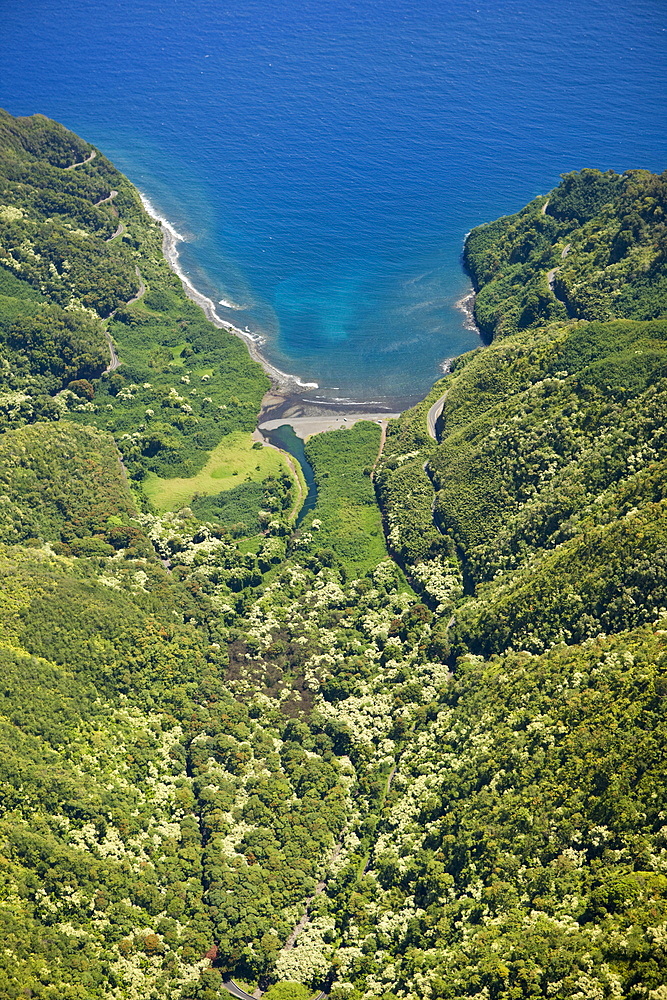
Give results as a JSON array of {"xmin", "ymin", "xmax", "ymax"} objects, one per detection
[
  {"xmin": 302, "ymin": 422, "xmax": 389, "ymax": 576},
  {"xmin": 143, "ymin": 431, "xmax": 290, "ymax": 512}
]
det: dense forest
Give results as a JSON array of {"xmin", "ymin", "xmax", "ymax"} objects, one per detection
[{"xmin": 0, "ymin": 110, "xmax": 665, "ymax": 1000}]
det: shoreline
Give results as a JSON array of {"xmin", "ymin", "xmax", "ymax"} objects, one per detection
[
  {"xmin": 138, "ymin": 190, "xmax": 466, "ymax": 431},
  {"xmin": 258, "ymin": 413, "xmax": 399, "ymax": 441},
  {"xmin": 256, "ymin": 389, "xmax": 400, "ymax": 440},
  {"xmin": 139, "ymin": 191, "xmax": 320, "ymax": 397},
  {"xmin": 455, "ymin": 288, "xmax": 479, "ymax": 333}
]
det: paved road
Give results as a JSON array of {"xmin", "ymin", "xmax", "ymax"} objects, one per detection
[
  {"xmin": 222, "ymin": 980, "xmax": 256, "ymax": 1000},
  {"xmin": 426, "ymin": 393, "xmax": 447, "ymax": 441},
  {"xmin": 126, "ymin": 265, "xmax": 146, "ymax": 305},
  {"xmin": 94, "ymin": 188, "xmax": 126, "ymax": 240},
  {"xmin": 546, "ymin": 266, "xmax": 558, "ymax": 293},
  {"xmin": 65, "ymin": 149, "xmax": 96, "ymax": 169},
  {"xmin": 104, "ymin": 333, "xmax": 120, "ymax": 374},
  {"xmin": 546, "ymin": 245, "xmax": 571, "ymax": 296},
  {"xmin": 107, "ymin": 221, "xmax": 125, "ymax": 241},
  {"xmin": 222, "ymin": 980, "xmax": 326, "ymax": 1000},
  {"xmin": 104, "ymin": 268, "xmax": 146, "ymax": 372},
  {"xmin": 95, "ymin": 188, "xmax": 118, "ymax": 206}
]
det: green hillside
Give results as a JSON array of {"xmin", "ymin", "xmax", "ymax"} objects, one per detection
[
  {"xmin": 465, "ymin": 167, "xmax": 667, "ymax": 340},
  {"xmin": 0, "ymin": 110, "xmax": 665, "ymax": 1000}
]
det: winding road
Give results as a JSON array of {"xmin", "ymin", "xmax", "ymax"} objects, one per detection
[
  {"xmin": 104, "ymin": 268, "xmax": 146, "ymax": 372},
  {"xmin": 92, "ymin": 187, "xmax": 126, "ymax": 241},
  {"xmin": 95, "ymin": 188, "xmax": 118, "ymax": 206},
  {"xmin": 222, "ymin": 979, "xmax": 326, "ymax": 1000},
  {"xmin": 426, "ymin": 392, "xmax": 447, "ymax": 441},
  {"xmin": 222, "ymin": 980, "xmax": 256, "ymax": 1000},
  {"xmin": 104, "ymin": 333, "xmax": 120, "ymax": 374},
  {"xmin": 546, "ymin": 244, "xmax": 572, "ymax": 296},
  {"xmin": 126, "ymin": 265, "xmax": 146, "ymax": 305},
  {"xmin": 65, "ymin": 149, "xmax": 97, "ymax": 169},
  {"xmin": 107, "ymin": 221, "xmax": 125, "ymax": 241},
  {"xmin": 62, "ymin": 154, "xmax": 131, "ymax": 373}
]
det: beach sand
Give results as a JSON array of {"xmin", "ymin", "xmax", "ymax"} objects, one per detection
[
  {"xmin": 256, "ymin": 390, "xmax": 399, "ymax": 439},
  {"xmin": 259, "ymin": 410, "xmax": 399, "ymax": 440}
]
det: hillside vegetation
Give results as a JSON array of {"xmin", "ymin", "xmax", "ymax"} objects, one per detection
[
  {"xmin": 0, "ymin": 112, "xmax": 665, "ymax": 1000},
  {"xmin": 465, "ymin": 167, "xmax": 667, "ymax": 339}
]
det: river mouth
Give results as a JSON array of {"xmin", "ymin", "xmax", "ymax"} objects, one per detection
[{"xmin": 262, "ymin": 424, "xmax": 318, "ymax": 527}]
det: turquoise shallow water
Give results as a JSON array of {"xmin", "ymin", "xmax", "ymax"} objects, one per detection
[{"xmin": 2, "ymin": 0, "xmax": 667, "ymax": 406}]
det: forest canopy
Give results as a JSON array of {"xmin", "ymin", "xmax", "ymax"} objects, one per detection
[{"xmin": 0, "ymin": 110, "xmax": 665, "ymax": 1000}]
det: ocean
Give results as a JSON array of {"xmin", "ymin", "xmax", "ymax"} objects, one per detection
[{"xmin": 2, "ymin": 0, "xmax": 666, "ymax": 408}]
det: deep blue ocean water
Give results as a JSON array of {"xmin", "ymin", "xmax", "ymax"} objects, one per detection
[{"xmin": 2, "ymin": 0, "xmax": 666, "ymax": 407}]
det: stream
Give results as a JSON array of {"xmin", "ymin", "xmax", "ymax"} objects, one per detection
[{"xmin": 262, "ymin": 424, "xmax": 318, "ymax": 526}]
